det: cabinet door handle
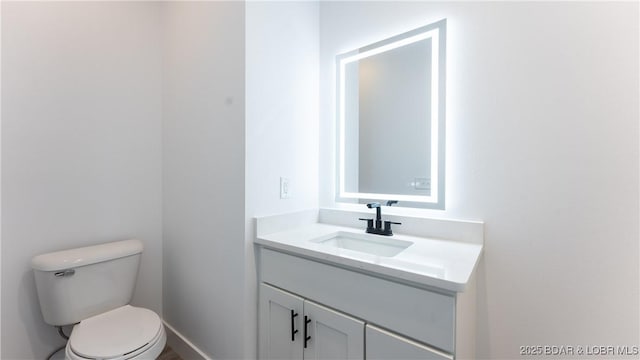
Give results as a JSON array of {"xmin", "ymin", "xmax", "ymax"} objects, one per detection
[
  {"xmin": 290, "ymin": 310, "xmax": 298, "ymax": 341},
  {"xmin": 303, "ymin": 315, "xmax": 311, "ymax": 348}
]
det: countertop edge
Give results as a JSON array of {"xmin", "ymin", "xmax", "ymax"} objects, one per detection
[{"xmin": 255, "ymin": 236, "xmax": 472, "ymax": 293}]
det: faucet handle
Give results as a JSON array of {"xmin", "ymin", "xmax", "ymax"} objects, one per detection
[
  {"xmin": 383, "ymin": 221, "xmax": 402, "ymax": 235},
  {"xmin": 359, "ymin": 218, "xmax": 374, "ymax": 229}
]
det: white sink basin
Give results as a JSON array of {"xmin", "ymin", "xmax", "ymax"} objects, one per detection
[{"xmin": 311, "ymin": 231, "xmax": 413, "ymax": 257}]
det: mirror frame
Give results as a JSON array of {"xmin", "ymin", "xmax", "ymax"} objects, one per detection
[{"xmin": 335, "ymin": 19, "xmax": 446, "ymax": 209}]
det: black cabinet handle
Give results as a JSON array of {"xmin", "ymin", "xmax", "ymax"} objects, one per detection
[
  {"xmin": 303, "ymin": 315, "xmax": 311, "ymax": 348},
  {"xmin": 290, "ymin": 310, "xmax": 298, "ymax": 341}
]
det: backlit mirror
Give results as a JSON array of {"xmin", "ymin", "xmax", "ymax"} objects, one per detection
[{"xmin": 336, "ymin": 19, "xmax": 446, "ymax": 209}]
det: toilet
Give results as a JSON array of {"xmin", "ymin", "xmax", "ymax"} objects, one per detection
[{"xmin": 31, "ymin": 239, "xmax": 166, "ymax": 359}]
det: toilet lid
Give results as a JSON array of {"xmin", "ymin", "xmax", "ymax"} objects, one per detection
[{"xmin": 69, "ymin": 305, "xmax": 162, "ymax": 359}]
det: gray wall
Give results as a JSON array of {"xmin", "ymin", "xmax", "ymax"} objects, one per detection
[
  {"xmin": 245, "ymin": 2, "xmax": 319, "ymax": 357},
  {"xmin": 319, "ymin": 2, "xmax": 639, "ymax": 358},
  {"xmin": 1, "ymin": 2, "xmax": 163, "ymax": 358},
  {"xmin": 161, "ymin": 2, "xmax": 246, "ymax": 358}
]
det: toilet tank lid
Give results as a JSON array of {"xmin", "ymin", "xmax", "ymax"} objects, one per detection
[{"xmin": 31, "ymin": 239, "xmax": 143, "ymax": 271}]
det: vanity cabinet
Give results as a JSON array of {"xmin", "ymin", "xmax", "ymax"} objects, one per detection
[
  {"xmin": 260, "ymin": 281, "xmax": 448, "ymax": 360},
  {"xmin": 259, "ymin": 284, "xmax": 304, "ymax": 359},
  {"xmin": 258, "ymin": 247, "xmax": 472, "ymax": 360},
  {"xmin": 259, "ymin": 283, "xmax": 364, "ymax": 360},
  {"xmin": 304, "ymin": 299, "xmax": 365, "ymax": 360},
  {"xmin": 366, "ymin": 325, "xmax": 449, "ymax": 360}
]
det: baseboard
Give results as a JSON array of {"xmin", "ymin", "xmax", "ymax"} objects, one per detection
[{"xmin": 163, "ymin": 320, "xmax": 211, "ymax": 360}]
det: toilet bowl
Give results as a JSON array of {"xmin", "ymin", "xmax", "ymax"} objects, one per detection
[
  {"xmin": 31, "ymin": 239, "xmax": 166, "ymax": 360},
  {"xmin": 65, "ymin": 305, "xmax": 166, "ymax": 360}
]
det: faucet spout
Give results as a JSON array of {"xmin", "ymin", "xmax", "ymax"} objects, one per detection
[
  {"xmin": 366, "ymin": 202, "xmax": 383, "ymax": 231},
  {"xmin": 363, "ymin": 202, "xmax": 401, "ymax": 236}
]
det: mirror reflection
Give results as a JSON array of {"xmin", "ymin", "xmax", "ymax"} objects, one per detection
[{"xmin": 336, "ymin": 19, "xmax": 446, "ymax": 208}]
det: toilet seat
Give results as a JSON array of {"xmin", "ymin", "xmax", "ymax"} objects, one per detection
[{"xmin": 65, "ymin": 305, "xmax": 166, "ymax": 360}]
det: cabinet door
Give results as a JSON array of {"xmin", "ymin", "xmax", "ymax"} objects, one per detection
[
  {"xmin": 259, "ymin": 283, "xmax": 304, "ymax": 360},
  {"xmin": 303, "ymin": 300, "xmax": 364, "ymax": 360},
  {"xmin": 366, "ymin": 325, "xmax": 452, "ymax": 360}
]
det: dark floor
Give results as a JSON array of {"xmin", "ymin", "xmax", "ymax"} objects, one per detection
[{"xmin": 158, "ymin": 345, "xmax": 183, "ymax": 360}]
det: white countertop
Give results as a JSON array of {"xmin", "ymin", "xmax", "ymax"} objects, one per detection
[{"xmin": 255, "ymin": 223, "xmax": 483, "ymax": 292}]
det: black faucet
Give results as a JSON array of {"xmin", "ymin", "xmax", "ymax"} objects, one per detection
[{"xmin": 359, "ymin": 202, "xmax": 401, "ymax": 236}]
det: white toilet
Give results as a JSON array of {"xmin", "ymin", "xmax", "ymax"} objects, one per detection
[{"xmin": 31, "ymin": 239, "xmax": 166, "ymax": 360}]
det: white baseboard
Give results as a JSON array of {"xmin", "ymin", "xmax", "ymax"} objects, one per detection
[{"xmin": 163, "ymin": 321, "xmax": 211, "ymax": 360}]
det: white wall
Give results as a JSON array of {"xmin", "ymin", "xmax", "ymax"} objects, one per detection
[
  {"xmin": 246, "ymin": 1, "xmax": 319, "ymax": 358},
  {"xmin": 320, "ymin": 2, "xmax": 639, "ymax": 358},
  {"xmin": 1, "ymin": 2, "xmax": 163, "ymax": 358},
  {"xmin": 1, "ymin": 2, "xmax": 4, "ymax": 356},
  {"xmin": 161, "ymin": 2, "xmax": 246, "ymax": 359}
]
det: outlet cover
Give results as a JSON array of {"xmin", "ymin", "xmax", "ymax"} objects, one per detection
[{"xmin": 280, "ymin": 177, "xmax": 291, "ymax": 199}]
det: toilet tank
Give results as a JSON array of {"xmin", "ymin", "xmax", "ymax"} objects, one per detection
[{"xmin": 31, "ymin": 239, "xmax": 143, "ymax": 326}]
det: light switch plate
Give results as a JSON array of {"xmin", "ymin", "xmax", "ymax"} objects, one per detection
[{"xmin": 280, "ymin": 177, "xmax": 291, "ymax": 199}]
